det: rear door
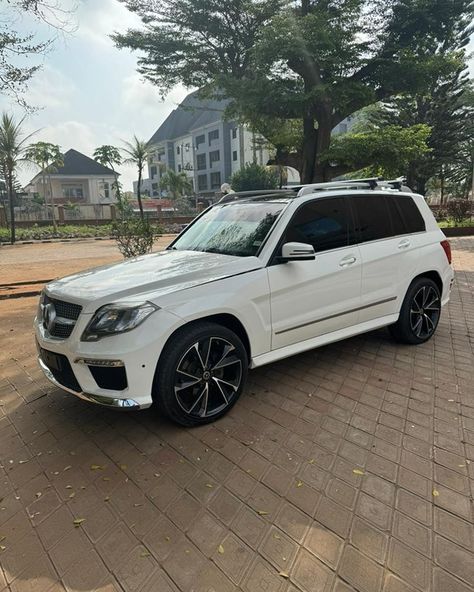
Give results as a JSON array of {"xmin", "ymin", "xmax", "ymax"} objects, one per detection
[
  {"xmin": 268, "ymin": 196, "xmax": 362, "ymax": 349},
  {"xmin": 351, "ymin": 194, "xmax": 423, "ymax": 323}
]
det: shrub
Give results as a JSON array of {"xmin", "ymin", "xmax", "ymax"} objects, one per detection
[
  {"xmin": 447, "ymin": 199, "xmax": 471, "ymax": 226},
  {"xmin": 230, "ymin": 162, "xmax": 279, "ymax": 192},
  {"xmin": 112, "ymin": 218, "xmax": 158, "ymax": 258}
]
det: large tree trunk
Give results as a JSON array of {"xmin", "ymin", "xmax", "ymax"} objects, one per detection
[
  {"xmin": 301, "ymin": 104, "xmax": 334, "ymax": 184},
  {"xmin": 301, "ymin": 116, "xmax": 317, "ymax": 183},
  {"xmin": 7, "ymin": 171, "xmax": 15, "ymax": 245}
]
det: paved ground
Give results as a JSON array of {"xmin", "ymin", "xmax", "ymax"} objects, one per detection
[{"xmin": 0, "ymin": 238, "xmax": 473, "ymax": 592}]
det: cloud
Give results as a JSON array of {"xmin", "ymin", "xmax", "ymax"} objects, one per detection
[
  {"xmin": 74, "ymin": 0, "xmax": 142, "ymax": 48},
  {"xmin": 25, "ymin": 64, "xmax": 76, "ymax": 109}
]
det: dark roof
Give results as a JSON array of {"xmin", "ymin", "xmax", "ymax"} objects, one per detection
[
  {"xmin": 148, "ymin": 90, "xmax": 230, "ymax": 144},
  {"xmin": 50, "ymin": 149, "xmax": 117, "ymax": 176}
]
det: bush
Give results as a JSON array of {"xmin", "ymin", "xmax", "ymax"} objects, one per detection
[
  {"xmin": 447, "ymin": 199, "xmax": 471, "ymax": 226},
  {"xmin": 0, "ymin": 224, "xmax": 114, "ymax": 243},
  {"xmin": 112, "ymin": 218, "xmax": 158, "ymax": 258},
  {"xmin": 230, "ymin": 162, "xmax": 279, "ymax": 192}
]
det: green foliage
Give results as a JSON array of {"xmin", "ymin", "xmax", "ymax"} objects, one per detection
[
  {"xmin": 362, "ymin": 64, "xmax": 474, "ymax": 194},
  {"xmin": 0, "ymin": 112, "xmax": 36, "ymax": 243},
  {"xmin": 112, "ymin": 218, "xmax": 158, "ymax": 258},
  {"xmin": 446, "ymin": 199, "xmax": 471, "ymax": 225},
  {"xmin": 160, "ymin": 169, "xmax": 193, "ymax": 199},
  {"xmin": 0, "ymin": 224, "xmax": 113, "ymax": 243},
  {"xmin": 122, "ymin": 136, "xmax": 150, "ymax": 220},
  {"xmin": 115, "ymin": 0, "xmax": 473, "ymax": 182},
  {"xmin": 324, "ymin": 124, "xmax": 431, "ymax": 179},
  {"xmin": 230, "ymin": 162, "xmax": 278, "ymax": 191}
]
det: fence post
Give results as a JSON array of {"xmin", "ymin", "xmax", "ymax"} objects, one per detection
[
  {"xmin": 58, "ymin": 205, "xmax": 65, "ymax": 224},
  {"xmin": 0, "ymin": 206, "xmax": 6, "ymax": 227}
]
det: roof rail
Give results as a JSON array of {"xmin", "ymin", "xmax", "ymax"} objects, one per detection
[
  {"xmin": 218, "ymin": 189, "xmax": 297, "ymax": 204},
  {"xmin": 296, "ymin": 177, "xmax": 410, "ymax": 197}
]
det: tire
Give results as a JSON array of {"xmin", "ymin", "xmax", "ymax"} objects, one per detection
[
  {"xmin": 153, "ymin": 322, "xmax": 248, "ymax": 426},
  {"xmin": 389, "ymin": 277, "xmax": 442, "ymax": 345}
]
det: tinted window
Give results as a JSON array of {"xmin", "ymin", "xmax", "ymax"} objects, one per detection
[
  {"xmin": 352, "ymin": 196, "xmax": 392, "ymax": 242},
  {"xmin": 395, "ymin": 196, "xmax": 425, "ymax": 233},
  {"xmin": 285, "ymin": 198, "xmax": 349, "ymax": 252},
  {"xmin": 386, "ymin": 197, "xmax": 406, "ymax": 236}
]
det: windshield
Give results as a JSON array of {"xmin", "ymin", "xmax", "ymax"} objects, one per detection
[{"xmin": 170, "ymin": 202, "xmax": 285, "ymax": 257}]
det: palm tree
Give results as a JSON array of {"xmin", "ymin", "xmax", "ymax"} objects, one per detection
[
  {"xmin": 93, "ymin": 145, "xmax": 122, "ymax": 204},
  {"xmin": 0, "ymin": 113, "xmax": 35, "ymax": 244},
  {"xmin": 160, "ymin": 168, "xmax": 193, "ymax": 200},
  {"xmin": 122, "ymin": 136, "xmax": 150, "ymax": 220},
  {"xmin": 24, "ymin": 142, "xmax": 63, "ymax": 231}
]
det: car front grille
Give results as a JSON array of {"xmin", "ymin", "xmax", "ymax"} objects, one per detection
[{"xmin": 42, "ymin": 294, "xmax": 82, "ymax": 339}]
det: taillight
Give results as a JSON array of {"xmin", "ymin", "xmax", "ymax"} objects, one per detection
[{"xmin": 440, "ymin": 239, "xmax": 452, "ymax": 264}]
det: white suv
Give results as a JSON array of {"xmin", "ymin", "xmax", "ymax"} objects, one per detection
[{"xmin": 35, "ymin": 181, "xmax": 454, "ymax": 426}]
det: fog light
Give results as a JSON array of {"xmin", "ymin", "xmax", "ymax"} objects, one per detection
[{"xmin": 75, "ymin": 358, "xmax": 124, "ymax": 367}]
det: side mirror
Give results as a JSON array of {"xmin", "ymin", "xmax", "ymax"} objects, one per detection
[{"xmin": 279, "ymin": 242, "xmax": 316, "ymax": 263}]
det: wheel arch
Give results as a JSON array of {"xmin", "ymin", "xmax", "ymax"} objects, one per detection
[
  {"xmin": 156, "ymin": 313, "xmax": 252, "ymax": 373},
  {"xmin": 412, "ymin": 270, "xmax": 443, "ymax": 294}
]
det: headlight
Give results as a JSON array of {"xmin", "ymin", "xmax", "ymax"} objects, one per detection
[{"xmin": 81, "ymin": 302, "xmax": 159, "ymax": 341}]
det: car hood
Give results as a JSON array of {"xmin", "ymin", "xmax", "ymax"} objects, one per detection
[{"xmin": 45, "ymin": 249, "xmax": 263, "ymax": 310}]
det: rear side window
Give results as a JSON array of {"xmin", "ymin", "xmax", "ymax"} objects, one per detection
[
  {"xmin": 285, "ymin": 197, "xmax": 349, "ymax": 252},
  {"xmin": 394, "ymin": 196, "xmax": 426, "ymax": 233},
  {"xmin": 352, "ymin": 195, "xmax": 392, "ymax": 242}
]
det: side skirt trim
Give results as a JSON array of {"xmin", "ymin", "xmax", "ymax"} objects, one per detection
[{"xmin": 274, "ymin": 297, "xmax": 397, "ymax": 335}]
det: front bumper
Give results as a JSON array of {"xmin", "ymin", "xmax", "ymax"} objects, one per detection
[
  {"xmin": 38, "ymin": 357, "xmax": 141, "ymax": 409},
  {"xmin": 35, "ymin": 306, "xmax": 182, "ymax": 410}
]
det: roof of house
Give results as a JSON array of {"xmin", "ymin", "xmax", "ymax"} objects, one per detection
[
  {"xmin": 45, "ymin": 149, "xmax": 117, "ymax": 177},
  {"xmin": 148, "ymin": 90, "xmax": 230, "ymax": 145}
]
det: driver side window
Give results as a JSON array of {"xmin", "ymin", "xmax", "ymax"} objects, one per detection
[{"xmin": 284, "ymin": 197, "xmax": 350, "ymax": 253}]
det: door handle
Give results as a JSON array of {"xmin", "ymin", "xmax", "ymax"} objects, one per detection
[
  {"xmin": 339, "ymin": 255, "xmax": 357, "ymax": 267},
  {"xmin": 398, "ymin": 239, "xmax": 411, "ymax": 249}
]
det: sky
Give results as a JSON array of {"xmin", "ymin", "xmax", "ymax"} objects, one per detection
[
  {"xmin": 1, "ymin": 0, "xmax": 190, "ymax": 191},
  {"xmin": 2, "ymin": 0, "xmax": 473, "ymax": 192}
]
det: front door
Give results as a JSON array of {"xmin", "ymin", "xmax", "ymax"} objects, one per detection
[{"xmin": 268, "ymin": 196, "xmax": 362, "ymax": 350}]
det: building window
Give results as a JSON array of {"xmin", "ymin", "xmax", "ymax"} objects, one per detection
[
  {"xmin": 150, "ymin": 165, "xmax": 157, "ymax": 178},
  {"xmin": 152, "ymin": 183, "xmax": 158, "ymax": 190},
  {"xmin": 176, "ymin": 145, "xmax": 180, "ymax": 155},
  {"xmin": 178, "ymin": 164, "xmax": 182, "ymax": 172},
  {"xmin": 210, "ymin": 172, "xmax": 221, "ymax": 189},
  {"xmin": 233, "ymin": 150, "xmax": 238, "ymax": 161},
  {"xmin": 62, "ymin": 185, "xmax": 84, "ymax": 199},
  {"xmin": 208, "ymin": 129, "xmax": 219, "ymax": 144},
  {"xmin": 198, "ymin": 174, "xmax": 208, "ymax": 191},
  {"xmin": 209, "ymin": 150, "xmax": 220, "ymax": 166},
  {"xmin": 197, "ymin": 153, "xmax": 206, "ymax": 170},
  {"xmin": 99, "ymin": 182, "xmax": 110, "ymax": 199},
  {"xmin": 232, "ymin": 128, "xmax": 237, "ymax": 139},
  {"xmin": 196, "ymin": 134, "xmax": 205, "ymax": 148}
]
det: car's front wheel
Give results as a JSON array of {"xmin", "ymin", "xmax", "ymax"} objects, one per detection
[
  {"xmin": 389, "ymin": 277, "xmax": 442, "ymax": 345},
  {"xmin": 153, "ymin": 322, "xmax": 248, "ymax": 426}
]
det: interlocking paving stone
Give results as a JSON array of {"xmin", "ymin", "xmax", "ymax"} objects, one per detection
[{"xmin": 0, "ymin": 237, "xmax": 473, "ymax": 591}]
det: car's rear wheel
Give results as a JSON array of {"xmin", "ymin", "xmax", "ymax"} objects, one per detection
[
  {"xmin": 153, "ymin": 322, "xmax": 248, "ymax": 426},
  {"xmin": 389, "ymin": 277, "xmax": 441, "ymax": 344}
]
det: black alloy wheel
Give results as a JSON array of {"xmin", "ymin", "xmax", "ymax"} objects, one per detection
[{"xmin": 153, "ymin": 322, "xmax": 248, "ymax": 426}]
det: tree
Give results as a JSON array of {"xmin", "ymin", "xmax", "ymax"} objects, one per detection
[
  {"xmin": 0, "ymin": 113, "xmax": 35, "ymax": 244},
  {"xmin": 114, "ymin": 0, "xmax": 473, "ymax": 183},
  {"xmin": 160, "ymin": 169, "xmax": 193, "ymax": 200},
  {"xmin": 24, "ymin": 142, "xmax": 63, "ymax": 230},
  {"xmin": 231, "ymin": 162, "xmax": 278, "ymax": 192},
  {"xmin": 324, "ymin": 124, "xmax": 432, "ymax": 179},
  {"xmin": 1, "ymin": 1, "xmax": 75, "ymax": 108},
  {"xmin": 122, "ymin": 136, "xmax": 150, "ymax": 220},
  {"xmin": 93, "ymin": 145, "xmax": 123, "ymax": 206},
  {"xmin": 362, "ymin": 61, "xmax": 473, "ymax": 196}
]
